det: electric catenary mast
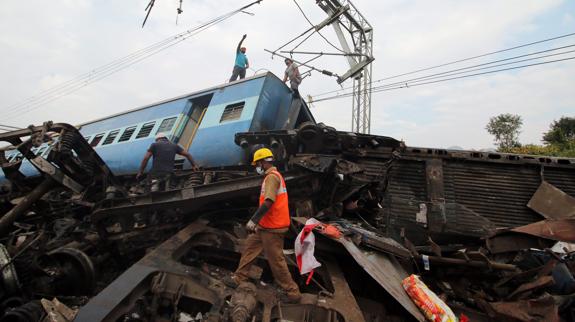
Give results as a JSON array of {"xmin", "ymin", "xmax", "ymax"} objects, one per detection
[
  {"xmin": 316, "ymin": 0, "xmax": 374, "ymax": 134},
  {"xmin": 267, "ymin": 0, "xmax": 374, "ymax": 133}
]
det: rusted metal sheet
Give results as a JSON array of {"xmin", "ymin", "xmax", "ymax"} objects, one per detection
[
  {"xmin": 338, "ymin": 237, "xmax": 426, "ymax": 322},
  {"xmin": 511, "ymin": 219, "xmax": 575, "ymax": 242},
  {"xmin": 348, "ymin": 225, "xmax": 412, "ymax": 259},
  {"xmin": 486, "ymin": 233, "xmax": 553, "ymax": 254},
  {"xmin": 488, "ymin": 295, "xmax": 559, "ymax": 322},
  {"xmin": 507, "ymin": 275, "xmax": 554, "ymax": 299},
  {"xmin": 528, "ymin": 181, "xmax": 575, "ymax": 219}
]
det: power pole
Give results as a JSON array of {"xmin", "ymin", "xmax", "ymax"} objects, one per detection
[{"xmin": 316, "ymin": 0, "xmax": 374, "ymax": 134}]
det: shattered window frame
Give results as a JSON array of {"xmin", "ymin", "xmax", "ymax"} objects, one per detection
[
  {"xmin": 102, "ymin": 130, "xmax": 120, "ymax": 145},
  {"xmin": 220, "ymin": 102, "xmax": 245, "ymax": 123},
  {"xmin": 156, "ymin": 117, "xmax": 177, "ymax": 135},
  {"xmin": 135, "ymin": 122, "xmax": 156, "ymax": 139},
  {"xmin": 90, "ymin": 133, "xmax": 105, "ymax": 147},
  {"xmin": 118, "ymin": 126, "xmax": 137, "ymax": 142}
]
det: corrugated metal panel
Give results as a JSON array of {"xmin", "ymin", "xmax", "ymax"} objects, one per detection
[
  {"xmin": 355, "ymin": 151, "xmax": 575, "ymax": 243},
  {"xmin": 544, "ymin": 167, "xmax": 575, "ymax": 196},
  {"xmin": 443, "ymin": 161, "xmax": 541, "ymax": 228},
  {"xmin": 368, "ymin": 160, "xmax": 429, "ymax": 241}
]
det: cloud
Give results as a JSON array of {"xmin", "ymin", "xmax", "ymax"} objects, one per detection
[{"xmin": 0, "ymin": 0, "xmax": 572, "ymax": 154}]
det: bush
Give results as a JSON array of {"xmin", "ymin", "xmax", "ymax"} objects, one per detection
[{"xmin": 507, "ymin": 142, "xmax": 575, "ymax": 157}]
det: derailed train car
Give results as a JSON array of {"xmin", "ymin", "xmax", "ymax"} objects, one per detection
[{"xmin": 1, "ymin": 73, "xmax": 575, "ymax": 321}]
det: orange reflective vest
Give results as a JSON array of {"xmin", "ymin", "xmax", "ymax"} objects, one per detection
[{"xmin": 258, "ymin": 170, "xmax": 290, "ymax": 229}]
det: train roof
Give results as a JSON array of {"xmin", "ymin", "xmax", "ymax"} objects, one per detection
[{"xmin": 78, "ymin": 71, "xmax": 280, "ymax": 127}]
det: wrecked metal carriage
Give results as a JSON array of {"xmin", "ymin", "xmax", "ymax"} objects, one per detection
[{"xmin": 1, "ymin": 73, "xmax": 575, "ymax": 321}]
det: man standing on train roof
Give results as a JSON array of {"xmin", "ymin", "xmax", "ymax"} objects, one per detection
[
  {"xmin": 229, "ymin": 34, "xmax": 249, "ymax": 82},
  {"xmin": 136, "ymin": 133, "xmax": 199, "ymax": 182},
  {"xmin": 283, "ymin": 58, "xmax": 302, "ymax": 98},
  {"xmin": 224, "ymin": 148, "xmax": 302, "ymax": 303}
]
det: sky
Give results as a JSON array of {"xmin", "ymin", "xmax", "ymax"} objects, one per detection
[{"xmin": 0, "ymin": 0, "xmax": 574, "ymax": 150}]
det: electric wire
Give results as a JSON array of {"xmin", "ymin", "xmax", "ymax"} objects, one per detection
[
  {"xmin": 314, "ymin": 43, "xmax": 575, "ymax": 96},
  {"xmin": 3, "ymin": 20, "xmax": 220, "ymax": 120},
  {"xmin": 363, "ymin": 46, "xmax": 575, "ymax": 92},
  {"xmin": 292, "ymin": 0, "xmax": 346, "ymax": 54},
  {"xmin": 376, "ymin": 31, "xmax": 575, "ymax": 81},
  {"xmin": 4, "ymin": 2, "xmax": 260, "ymax": 118},
  {"xmin": 312, "ymin": 55, "xmax": 575, "ymax": 103},
  {"xmin": 2, "ymin": 0, "xmax": 263, "ymax": 120},
  {"xmin": 0, "ymin": 124, "xmax": 23, "ymax": 130},
  {"xmin": 5, "ymin": 36, "xmax": 180, "ymax": 112},
  {"xmin": 312, "ymin": 33, "xmax": 575, "ymax": 98}
]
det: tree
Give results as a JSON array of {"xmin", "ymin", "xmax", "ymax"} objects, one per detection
[
  {"xmin": 543, "ymin": 116, "xmax": 575, "ymax": 146},
  {"xmin": 506, "ymin": 116, "xmax": 575, "ymax": 157},
  {"xmin": 485, "ymin": 113, "xmax": 523, "ymax": 151}
]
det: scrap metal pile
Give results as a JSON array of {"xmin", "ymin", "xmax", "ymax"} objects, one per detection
[{"xmin": 1, "ymin": 121, "xmax": 575, "ymax": 321}]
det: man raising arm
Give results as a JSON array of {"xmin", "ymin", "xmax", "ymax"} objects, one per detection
[{"xmin": 229, "ymin": 34, "xmax": 249, "ymax": 82}]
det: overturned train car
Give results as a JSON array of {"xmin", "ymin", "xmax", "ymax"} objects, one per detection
[{"xmin": 0, "ymin": 73, "xmax": 574, "ymax": 321}]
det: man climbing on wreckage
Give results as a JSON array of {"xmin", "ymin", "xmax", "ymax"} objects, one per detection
[
  {"xmin": 136, "ymin": 133, "xmax": 199, "ymax": 191},
  {"xmin": 224, "ymin": 148, "xmax": 302, "ymax": 303}
]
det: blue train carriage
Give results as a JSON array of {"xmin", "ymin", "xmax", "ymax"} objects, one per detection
[{"xmin": 0, "ymin": 72, "xmax": 314, "ymax": 185}]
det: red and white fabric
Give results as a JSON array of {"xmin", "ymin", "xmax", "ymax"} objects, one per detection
[{"xmin": 295, "ymin": 218, "xmax": 322, "ymax": 284}]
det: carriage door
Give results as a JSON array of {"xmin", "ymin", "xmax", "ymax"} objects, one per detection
[
  {"xmin": 179, "ymin": 94, "xmax": 213, "ymax": 150},
  {"xmin": 173, "ymin": 94, "xmax": 213, "ymax": 170}
]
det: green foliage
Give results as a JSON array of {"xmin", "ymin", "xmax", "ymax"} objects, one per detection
[
  {"xmin": 503, "ymin": 116, "xmax": 575, "ymax": 157},
  {"xmin": 485, "ymin": 113, "xmax": 523, "ymax": 151},
  {"xmin": 542, "ymin": 116, "xmax": 575, "ymax": 146},
  {"xmin": 507, "ymin": 142, "xmax": 575, "ymax": 157}
]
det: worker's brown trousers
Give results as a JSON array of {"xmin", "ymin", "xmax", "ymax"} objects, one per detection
[{"xmin": 235, "ymin": 228, "xmax": 300, "ymax": 297}]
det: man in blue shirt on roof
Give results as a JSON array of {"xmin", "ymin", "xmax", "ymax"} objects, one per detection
[{"xmin": 229, "ymin": 34, "xmax": 249, "ymax": 82}]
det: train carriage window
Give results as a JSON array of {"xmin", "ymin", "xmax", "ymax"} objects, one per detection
[
  {"xmin": 220, "ymin": 102, "xmax": 245, "ymax": 123},
  {"xmin": 90, "ymin": 133, "xmax": 105, "ymax": 147},
  {"xmin": 156, "ymin": 117, "xmax": 177, "ymax": 135},
  {"xmin": 135, "ymin": 122, "xmax": 156, "ymax": 139},
  {"xmin": 118, "ymin": 126, "xmax": 137, "ymax": 142},
  {"xmin": 102, "ymin": 130, "xmax": 120, "ymax": 145}
]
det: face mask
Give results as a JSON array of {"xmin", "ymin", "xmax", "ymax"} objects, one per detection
[{"xmin": 256, "ymin": 166, "xmax": 264, "ymax": 175}]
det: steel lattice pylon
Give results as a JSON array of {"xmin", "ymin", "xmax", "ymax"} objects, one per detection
[
  {"xmin": 351, "ymin": 33, "xmax": 373, "ymax": 134},
  {"xmin": 317, "ymin": 0, "xmax": 374, "ymax": 134}
]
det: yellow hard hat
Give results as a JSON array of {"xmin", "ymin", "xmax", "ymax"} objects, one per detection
[{"xmin": 252, "ymin": 148, "xmax": 274, "ymax": 165}]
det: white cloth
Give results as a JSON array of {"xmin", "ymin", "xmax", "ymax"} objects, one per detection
[{"xmin": 295, "ymin": 218, "xmax": 322, "ymax": 275}]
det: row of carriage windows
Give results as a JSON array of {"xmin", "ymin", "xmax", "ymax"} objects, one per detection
[
  {"xmin": 7, "ymin": 116, "xmax": 178, "ymax": 161},
  {"xmin": 6, "ymin": 100, "xmax": 246, "ymax": 160},
  {"xmin": 6, "ymin": 116, "xmax": 179, "ymax": 161},
  {"xmin": 87, "ymin": 117, "xmax": 177, "ymax": 147}
]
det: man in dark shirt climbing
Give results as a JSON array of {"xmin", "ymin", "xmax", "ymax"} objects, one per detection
[{"xmin": 136, "ymin": 133, "xmax": 198, "ymax": 189}]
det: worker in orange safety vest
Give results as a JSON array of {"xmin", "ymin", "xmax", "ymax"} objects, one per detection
[{"xmin": 224, "ymin": 148, "xmax": 302, "ymax": 303}]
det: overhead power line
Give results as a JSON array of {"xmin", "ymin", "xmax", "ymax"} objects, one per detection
[
  {"xmin": 379, "ymin": 31, "xmax": 575, "ymax": 81},
  {"xmin": 2, "ymin": 0, "xmax": 263, "ymax": 121},
  {"xmin": 364, "ymin": 46, "xmax": 575, "ymax": 92},
  {"xmin": 0, "ymin": 124, "xmax": 23, "ymax": 130},
  {"xmin": 292, "ymin": 0, "xmax": 346, "ymax": 54},
  {"xmin": 312, "ymin": 55, "xmax": 575, "ymax": 103},
  {"xmin": 312, "ymin": 32, "xmax": 575, "ymax": 98}
]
